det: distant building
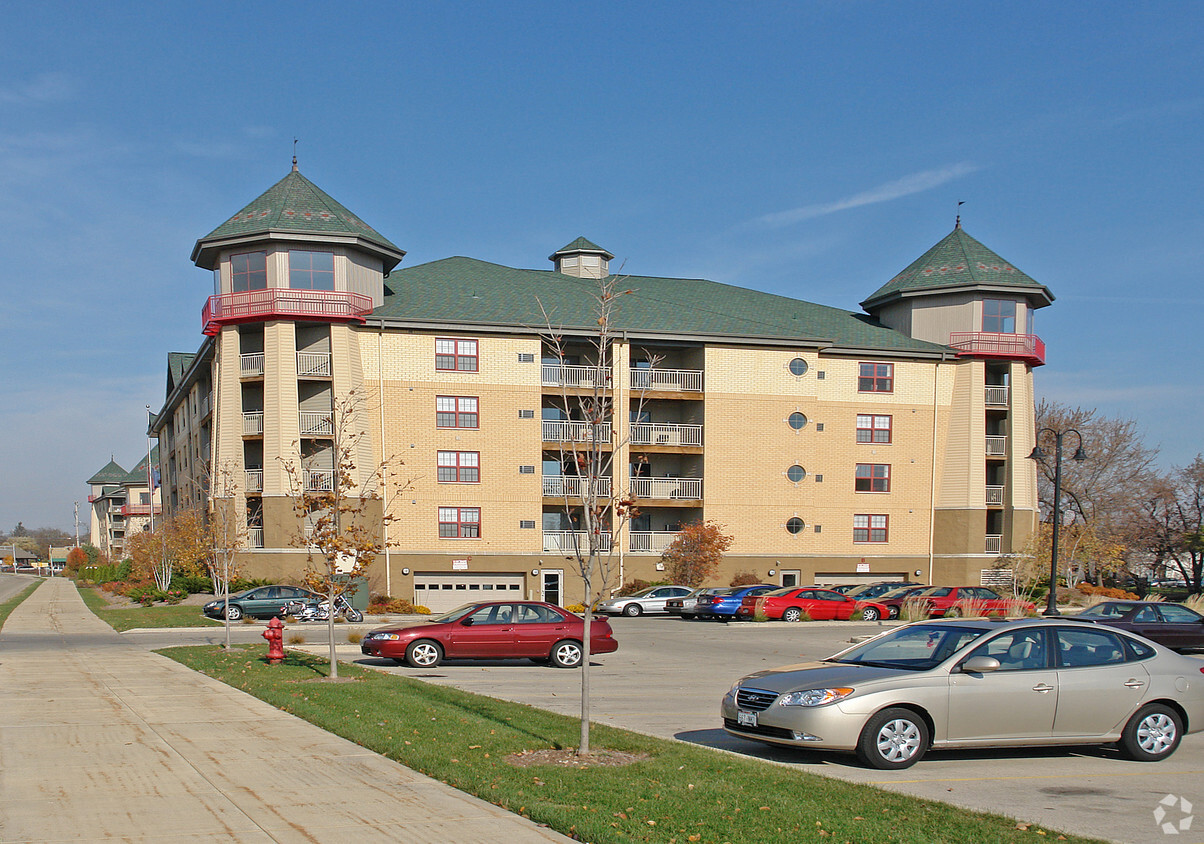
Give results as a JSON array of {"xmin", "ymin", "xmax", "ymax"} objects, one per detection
[
  {"xmin": 85, "ymin": 447, "xmax": 161, "ymax": 559},
  {"xmin": 152, "ymin": 167, "xmax": 1052, "ymax": 609}
]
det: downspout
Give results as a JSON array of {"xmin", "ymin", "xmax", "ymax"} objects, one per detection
[
  {"xmin": 927, "ymin": 354, "xmax": 943, "ymax": 585},
  {"xmin": 378, "ymin": 321, "xmax": 391, "ymax": 599}
]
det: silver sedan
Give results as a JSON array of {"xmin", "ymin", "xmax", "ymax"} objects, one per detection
[
  {"xmin": 596, "ymin": 585, "xmax": 692, "ymax": 616},
  {"xmin": 721, "ymin": 617, "xmax": 1204, "ymax": 769}
]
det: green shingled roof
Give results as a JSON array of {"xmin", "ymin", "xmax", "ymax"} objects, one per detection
[
  {"xmin": 167, "ymin": 352, "xmax": 196, "ymax": 398},
  {"xmin": 123, "ymin": 446, "xmax": 159, "ymax": 485},
  {"xmin": 87, "ymin": 459, "xmax": 127, "ymax": 486},
  {"xmin": 191, "ymin": 168, "xmax": 404, "ymax": 269},
  {"xmin": 376, "ymin": 257, "xmax": 950, "ymax": 355},
  {"xmin": 550, "ymin": 237, "xmax": 614, "ymax": 260},
  {"xmin": 862, "ymin": 225, "xmax": 1053, "ymax": 311}
]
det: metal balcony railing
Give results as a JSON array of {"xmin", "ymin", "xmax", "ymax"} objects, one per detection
[
  {"xmin": 628, "ymin": 531, "xmax": 679, "ymax": 553},
  {"xmin": 303, "ymin": 470, "xmax": 334, "ymax": 492},
  {"xmin": 541, "ymin": 364, "xmax": 612, "ymax": 389},
  {"xmin": 986, "ymin": 436, "xmax": 1007, "ymax": 456},
  {"xmin": 542, "ymin": 420, "xmax": 612, "ymax": 443},
  {"xmin": 246, "ymin": 528, "xmax": 264, "ymax": 549},
  {"xmin": 630, "ymin": 423, "xmax": 702, "ymax": 447},
  {"xmin": 630, "ymin": 367, "xmax": 703, "ymax": 392},
  {"xmin": 240, "ymin": 354, "xmax": 265, "ymax": 377},
  {"xmin": 630, "ymin": 477, "xmax": 702, "ymax": 500},
  {"xmin": 542, "ymin": 530, "xmax": 612, "ymax": 553},
  {"xmin": 949, "ymin": 332, "xmax": 1045, "ymax": 366},
  {"xmin": 119, "ymin": 504, "xmax": 162, "ymax": 517},
  {"xmin": 296, "ymin": 352, "xmax": 332, "ymax": 377},
  {"xmin": 243, "ymin": 412, "xmax": 264, "ymax": 435},
  {"xmin": 202, "ymin": 289, "xmax": 373, "ymax": 336},
  {"xmin": 985, "ymin": 534, "xmax": 1003, "ymax": 554},
  {"xmin": 986, "ymin": 485, "xmax": 1004, "ymax": 505},
  {"xmin": 245, "ymin": 470, "xmax": 263, "ymax": 493},
  {"xmin": 542, "ymin": 475, "xmax": 612, "ymax": 498},
  {"xmin": 299, "ymin": 412, "xmax": 333, "ymax": 437},
  {"xmin": 984, "ymin": 385, "xmax": 1009, "ymax": 406}
]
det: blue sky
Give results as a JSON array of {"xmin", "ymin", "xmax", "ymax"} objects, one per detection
[{"xmin": 2, "ymin": 2, "xmax": 1201, "ymax": 532}]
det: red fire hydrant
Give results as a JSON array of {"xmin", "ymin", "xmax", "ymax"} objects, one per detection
[{"xmin": 263, "ymin": 616, "xmax": 285, "ymax": 664}]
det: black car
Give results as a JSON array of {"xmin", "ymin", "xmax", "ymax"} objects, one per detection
[
  {"xmin": 1075, "ymin": 601, "xmax": 1204, "ymax": 652},
  {"xmin": 202, "ymin": 585, "xmax": 319, "ymax": 621},
  {"xmin": 843, "ymin": 581, "xmax": 924, "ymax": 601}
]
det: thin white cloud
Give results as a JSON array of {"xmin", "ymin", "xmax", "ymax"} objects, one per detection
[
  {"xmin": 756, "ymin": 162, "xmax": 980, "ymax": 227},
  {"xmin": 0, "ymin": 72, "xmax": 76, "ymax": 105}
]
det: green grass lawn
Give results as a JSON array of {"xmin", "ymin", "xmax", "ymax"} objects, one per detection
[
  {"xmin": 0, "ymin": 580, "xmax": 42, "ymax": 626},
  {"xmin": 78, "ymin": 586, "xmax": 222, "ymax": 631},
  {"xmin": 162, "ymin": 644, "xmax": 1101, "ymax": 844}
]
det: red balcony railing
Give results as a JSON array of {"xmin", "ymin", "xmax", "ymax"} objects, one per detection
[
  {"xmin": 120, "ymin": 504, "xmax": 162, "ymax": 517},
  {"xmin": 202, "ymin": 289, "xmax": 374, "ymax": 336},
  {"xmin": 948, "ymin": 332, "xmax": 1045, "ymax": 366}
]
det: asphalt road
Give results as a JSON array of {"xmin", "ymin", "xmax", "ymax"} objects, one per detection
[{"xmin": 107, "ymin": 605, "xmax": 1204, "ymax": 844}]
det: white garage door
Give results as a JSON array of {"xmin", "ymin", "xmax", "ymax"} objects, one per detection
[
  {"xmin": 813, "ymin": 572, "xmax": 909, "ymax": 587},
  {"xmin": 413, "ymin": 573, "xmax": 526, "ymax": 614}
]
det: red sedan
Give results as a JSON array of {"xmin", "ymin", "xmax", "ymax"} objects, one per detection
[
  {"xmin": 735, "ymin": 587, "xmax": 890, "ymax": 621},
  {"xmin": 910, "ymin": 586, "xmax": 1035, "ymax": 618},
  {"xmin": 360, "ymin": 600, "xmax": 618, "ymax": 668}
]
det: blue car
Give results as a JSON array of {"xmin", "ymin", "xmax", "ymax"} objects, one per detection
[{"xmin": 696, "ymin": 584, "xmax": 777, "ymax": 621}]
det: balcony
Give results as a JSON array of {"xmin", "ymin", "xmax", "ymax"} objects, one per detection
[
  {"xmin": 984, "ymin": 385, "xmax": 1009, "ymax": 406},
  {"xmin": 542, "ymin": 530, "xmax": 612, "ymax": 553},
  {"xmin": 986, "ymin": 436, "xmax": 1007, "ymax": 457},
  {"xmin": 630, "ymin": 476, "xmax": 702, "ymax": 500},
  {"xmin": 202, "ymin": 289, "xmax": 374, "ymax": 336},
  {"xmin": 299, "ymin": 411, "xmax": 333, "ymax": 437},
  {"xmin": 240, "ymin": 354, "xmax": 265, "ymax": 377},
  {"xmin": 630, "ymin": 367, "xmax": 703, "ymax": 393},
  {"xmin": 628, "ymin": 531, "xmax": 678, "ymax": 554},
  {"xmin": 630, "ymin": 423, "xmax": 702, "ymax": 447},
  {"xmin": 542, "ymin": 364, "xmax": 612, "ymax": 389},
  {"xmin": 949, "ymin": 332, "xmax": 1045, "ymax": 366},
  {"xmin": 303, "ymin": 470, "xmax": 334, "ymax": 492},
  {"xmin": 297, "ymin": 352, "xmax": 332, "ymax": 378},
  {"xmin": 542, "ymin": 420, "xmax": 612, "ymax": 444},
  {"xmin": 985, "ymin": 534, "xmax": 1002, "ymax": 554},
  {"xmin": 247, "ymin": 527, "xmax": 264, "ymax": 549},
  {"xmin": 986, "ymin": 485, "xmax": 1004, "ymax": 505},
  {"xmin": 119, "ymin": 503, "xmax": 162, "ymax": 517},
  {"xmin": 542, "ymin": 475, "xmax": 612, "ymax": 498},
  {"xmin": 245, "ymin": 469, "xmax": 263, "ymax": 493},
  {"xmin": 243, "ymin": 412, "xmax": 264, "ymax": 435}
]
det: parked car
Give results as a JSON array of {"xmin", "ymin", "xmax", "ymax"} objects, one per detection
[
  {"xmin": 827, "ymin": 584, "xmax": 863, "ymax": 594},
  {"xmin": 735, "ymin": 587, "xmax": 890, "ymax": 621},
  {"xmin": 722, "ymin": 617, "xmax": 1204, "ymax": 769},
  {"xmin": 843, "ymin": 581, "xmax": 924, "ymax": 601},
  {"xmin": 202, "ymin": 585, "xmax": 319, "ymax": 621},
  {"xmin": 695, "ymin": 584, "xmax": 777, "ymax": 621},
  {"xmin": 875, "ymin": 585, "xmax": 937, "ymax": 619},
  {"xmin": 596, "ymin": 585, "xmax": 692, "ymax": 616},
  {"xmin": 1075, "ymin": 601, "xmax": 1204, "ymax": 652},
  {"xmin": 905, "ymin": 586, "xmax": 1035, "ymax": 618},
  {"xmin": 360, "ymin": 600, "xmax": 618, "ymax": 668},
  {"xmin": 666, "ymin": 586, "xmax": 722, "ymax": 619}
]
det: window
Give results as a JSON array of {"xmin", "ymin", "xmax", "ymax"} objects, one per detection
[
  {"xmin": 854, "ymin": 514, "xmax": 888, "ymax": 543},
  {"xmin": 437, "ymin": 451, "xmax": 480, "ymax": 483},
  {"xmin": 436, "ymin": 338, "xmax": 479, "ymax": 372},
  {"xmin": 855, "ymin": 464, "xmax": 891, "ymax": 492},
  {"xmin": 231, "ymin": 252, "xmax": 267, "ymax": 292},
  {"xmin": 789, "ymin": 357, "xmax": 808, "ymax": 376},
  {"xmin": 983, "ymin": 299, "xmax": 1017, "ymax": 334},
  {"xmin": 786, "ymin": 465, "xmax": 806, "ymax": 482},
  {"xmin": 856, "ymin": 414, "xmax": 892, "ymax": 443},
  {"xmin": 788, "ymin": 412, "xmax": 808, "ymax": 430},
  {"xmin": 1056, "ymin": 627, "xmax": 1127, "ymax": 666},
  {"xmin": 436, "ymin": 396, "xmax": 478, "ymax": 428},
  {"xmin": 439, "ymin": 506, "xmax": 480, "ymax": 538},
  {"xmin": 858, "ymin": 362, "xmax": 893, "ymax": 393},
  {"xmin": 786, "ymin": 517, "xmax": 806, "ymax": 534},
  {"xmin": 288, "ymin": 251, "xmax": 335, "ymax": 290},
  {"xmin": 967, "ymin": 629, "xmax": 1047, "ymax": 671}
]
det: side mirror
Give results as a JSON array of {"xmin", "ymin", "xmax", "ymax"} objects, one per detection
[
  {"xmin": 960, "ymin": 656, "xmax": 1001, "ymax": 674},
  {"xmin": 460, "ymin": 617, "xmax": 475, "ymax": 626}
]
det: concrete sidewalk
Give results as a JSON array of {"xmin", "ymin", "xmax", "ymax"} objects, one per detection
[{"xmin": 0, "ymin": 577, "xmax": 572, "ymax": 843}]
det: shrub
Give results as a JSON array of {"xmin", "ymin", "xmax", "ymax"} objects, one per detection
[
  {"xmin": 366, "ymin": 596, "xmax": 430, "ymax": 615},
  {"xmin": 170, "ymin": 574, "xmax": 213, "ymax": 594},
  {"xmin": 347, "ymin": 632, "xmax": 363, "ymax": 644},
  {"xmin": 1077, "ymin": 583, "xmax": 1139, "ymax": 600},
  {"xmin": 565, "ymin": 603, "xmax": 587, "ymax": 614},
  {"xmin": 900, "ymin": 597, "xmax": 931, "ymax": 622},
  {"xmin": 729, "ymin": 571, "xmax": 762, "ymax": 587},
  {"xmin": 617, "ymin": 578, "xmax": 664, "ymax": 595},
  {"xmin": 126, "ymin": 584, "xmax": 167, "ymax": 606},
  {"xmin": 287, "ymin": 633, "xmax": 306, "ymax": 645}
]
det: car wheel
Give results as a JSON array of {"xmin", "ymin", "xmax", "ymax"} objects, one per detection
[
  {"xmin": 856, "ymin": 708, "xmax": 929, "ymax": 770},
  {"xmin": 550, "ymin": 640, "xmax": 583, "ymax": 668},
  {"xmin": 225, "ymin": 604, "xmax": 243, "ymax": 621},
  {"xmin": 622, "ymin": 603, "xmax": 643, "ymax": 617},
  {"xmin": 887, "ymin": 606, "xmax": 900, "ymax": 620},
  {"xmin": 782, "ymin": 607, "xmax": 803, "ymax": 623},
  {"xmin": 1119, "ymin": 704, "xmax": 1182, "ymax": 761},
  {"xmin": 861, "ymin": 607, "xmax": 881, "ymax": 621},
  {"xmin": 405, "ymin": 639, "xmax": 443, "ymax": 668}
]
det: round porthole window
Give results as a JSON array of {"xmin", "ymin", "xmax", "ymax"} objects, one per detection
[
  {"xmin": 789, "ymin": 357, "xmax": 808, "ymax": 376},
  {"xmin": 788, "ymin": 412, "xmax": 808, "ymax": 430},
  {"xmin": 787, "ymin": 465, "xmax": 806, "ymax": 482},
  {"xmin": 786, "ymin": 517, "xmax": 806, "ymax": 534}
]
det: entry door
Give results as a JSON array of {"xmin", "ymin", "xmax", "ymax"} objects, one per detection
[
  {"xmin": 780, "ymin": 570, "xmax": 801, "ymax": 587},
  {"xmin": 542, "ymin": 570, "xmax": 563, "ymax": 606}
]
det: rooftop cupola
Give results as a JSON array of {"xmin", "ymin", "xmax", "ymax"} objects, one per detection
[{"xmin": 549, "ymin": 237, "xmax": 613, "ymax": 279}]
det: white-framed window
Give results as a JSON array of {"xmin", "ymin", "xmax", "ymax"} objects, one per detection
[
  {"xmin": 439, "ymin": 506, "xmax": 480, "ymax": 538},
  {"xmin": 854, "ymin": 514, "xmax": 889, "ymax": 543},
  {"xmin": 436, "ymin": 338, "xmax": 479, "ymax": 372},
  {"xmin": 436, "ymin": 396, "xmax": 478, "ymax": 428},
  {"xmin": 437, "ymin": 451, "xmax": 480, "ymax": 483}
]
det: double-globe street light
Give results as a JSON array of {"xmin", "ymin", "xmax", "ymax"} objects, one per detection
[{"xmin": 1028, "ymin": 428, "xmax": 1087, "ymax": 616}]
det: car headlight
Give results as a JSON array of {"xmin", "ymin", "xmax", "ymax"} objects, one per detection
[
  {"xmin": 368, "ymin": 633, "xmax": 401, "ymax": 641},
  {"xmin": 777, "ymin": 688, "xmax": 855, "ymax": 707}
]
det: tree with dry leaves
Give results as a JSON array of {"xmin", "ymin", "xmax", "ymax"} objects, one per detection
[
  {"xmin": 1140, "ymin": 456, "xmax": 1204, "ymax": 593},
  {"xmin": 662, "ymin": 520, "xmax": 734, "ymax": 586},
  {"xmin": 280, "ymin": 390, "xmax": 408, "ymax": 678}
]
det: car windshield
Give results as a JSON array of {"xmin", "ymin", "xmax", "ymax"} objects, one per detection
[
  {"xmin": 827, "ymin": 623, "xmax": 990, "ymax": 671},
  {"xmin": 765, "ymin": 587, "xmax": 797, "ymax": 597},
  {"xmin": 428, "ymin": 603, "xmax": 482, "ymax": 623},
  {"xmin": 1076, "ymin": 603, "xmax": 1137, "ymax": 618},
  {"xmin": 877, "ymin": 587, "xmax": 918, "ymax": 600}
]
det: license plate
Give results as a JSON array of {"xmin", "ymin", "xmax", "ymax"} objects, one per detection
[{"xmin": 737, "ymin": 710, "xmax": 758, "ymax": 727}]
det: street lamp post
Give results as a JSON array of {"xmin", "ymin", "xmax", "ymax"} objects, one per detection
[{"xmin": 1028, "ymin": 428, "xmax": 1087, "ymax": 616}]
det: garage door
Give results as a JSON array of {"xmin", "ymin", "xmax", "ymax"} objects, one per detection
[
  {"xmin": 814, "ymin": 572, "xmax": 909, "ymax": 587},
  {"xmin": 413, "ymin": 573, "xmax": 526, "ymax": 614}
]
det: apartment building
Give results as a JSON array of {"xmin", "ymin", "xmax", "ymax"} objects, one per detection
[
  {"xmin": 151, "ymin": 166, "xmax": 1052, "ymax": 609},
  {"xmin": 86, "ymin": 447, "xmax": 161, "ymax": 558}
]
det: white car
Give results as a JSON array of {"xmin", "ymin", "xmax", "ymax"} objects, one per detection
[{"xmin": 596, "ymin": 585, "xmax": 693, "ymax": 616}]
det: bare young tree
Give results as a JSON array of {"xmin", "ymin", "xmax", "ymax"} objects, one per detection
[
  {"xmin": 280, "ymin": 390, "xmax": 408, "ymax": 678},
  {"xmin": 1142, "ymin": 456, "xmax": 1204, "ymax": 593},
  {"xmin": 539, "ymin": 272, "xmax": 656, "ymax": 755},
  {"xmin": 206, "ymin": 460, "xmax": 247, "ymax": 649}
]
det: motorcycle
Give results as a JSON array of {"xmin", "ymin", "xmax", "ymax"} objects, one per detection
[{"xmin": 283, "ymin": 594, "xmax": 364, "ymax": 623}]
